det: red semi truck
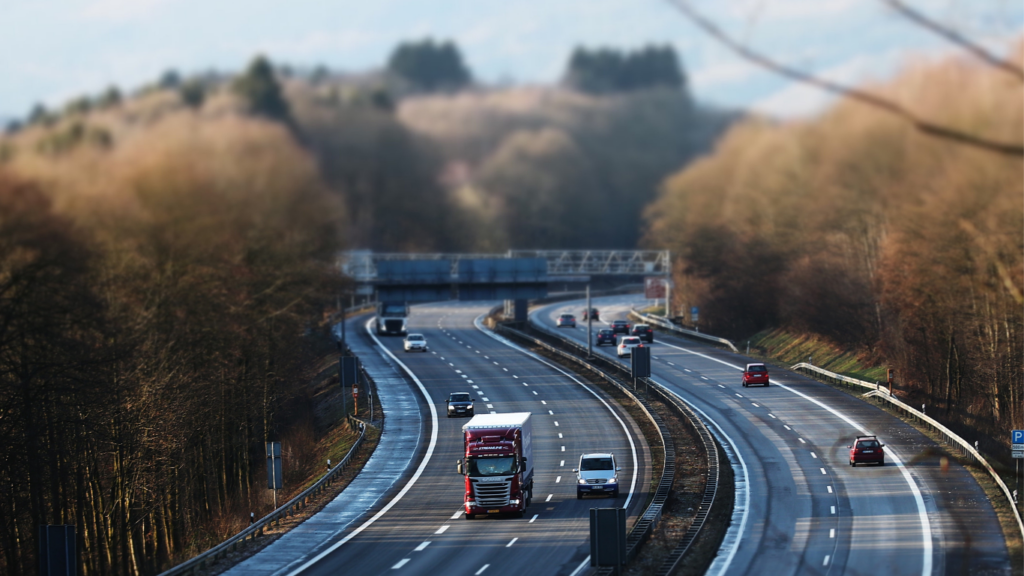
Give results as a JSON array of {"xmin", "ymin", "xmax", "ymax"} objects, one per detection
[{"xmin": 458, "ymin": 412, "xmax": 534, "ymax": 519}]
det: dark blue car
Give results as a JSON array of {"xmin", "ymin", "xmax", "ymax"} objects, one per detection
[{"xmin": 595, "ymin": 329, "xmax": 617, "ymax": 346}]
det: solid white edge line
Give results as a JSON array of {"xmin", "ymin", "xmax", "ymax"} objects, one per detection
[
  {"xmin": 569, "ymin": 556, "xmax": 591, "ymax": 576},
  {"xmin": 474, "ymin": 314, "xmax": 639, "ymax": 511},
  {"xmin": 285, "ymin": 317, "xmax": 440, "ymax": 576},
  {"xmin": 653, "ymin": 336, "xmax": 934, "ymax": 576}
]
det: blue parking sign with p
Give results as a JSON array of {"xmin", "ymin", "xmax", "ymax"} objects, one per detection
[{"xmin": 1013, "ymin": 430, "xmax": 1024, "ymax": 444}]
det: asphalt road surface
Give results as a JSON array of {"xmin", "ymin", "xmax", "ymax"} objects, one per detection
[{"xmin": 535, "ymin": 295, "xmax": 1011, "ymax": 576}]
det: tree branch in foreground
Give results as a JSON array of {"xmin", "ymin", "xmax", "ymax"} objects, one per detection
[{"xmin": 666, "ymin": 0, "xmax": 1024, "ymax": 157}]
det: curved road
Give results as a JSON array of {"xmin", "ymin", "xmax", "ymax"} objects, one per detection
[
  {"xmin": 534, "ymin": 295, "xmax": 1011, "ymax": 576},
  {"xmin": 250, "ymin": 301, "xmax": 652, "ymax": 576}
]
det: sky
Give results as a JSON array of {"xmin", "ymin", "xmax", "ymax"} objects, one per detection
[{"xmin": 2, "ymin": 0, "xmax": 1021, "ymax": 121}]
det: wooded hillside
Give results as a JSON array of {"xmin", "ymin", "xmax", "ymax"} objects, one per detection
[{"xmin": 645, "ymin": 49, "xmax": 1023, "ymax": 448}]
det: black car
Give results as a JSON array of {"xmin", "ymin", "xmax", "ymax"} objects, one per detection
[
  {"xmin": 595, "ymin": 329, "xmax": 617, "ymax": 346},
  {"xmin": 582, "ymin": 308, "xmax": 600, "ymax": 321},
  {"xmin": 611, "ymin": 320, "xmax": 631, "ymax": 334},
  {"xmin": 446, "ymin": 392, "xmax": 475, "ymax": 418},
  {"xmin": 631, "ymin": 324, "xmax": 654, "ymax": 343}
]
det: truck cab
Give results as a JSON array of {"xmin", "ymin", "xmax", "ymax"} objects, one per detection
[
  {"xmin": 458, "ymin": 413, "xmax": 533, "ymax": 519},
  {"xmin": 375, "ymin": 301, "xmax": 408, "ymax": 336}
]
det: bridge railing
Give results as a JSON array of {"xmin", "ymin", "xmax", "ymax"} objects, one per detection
[{"xmin": 629, "ymin": 309, "xmax": 739, "ymax": 353}]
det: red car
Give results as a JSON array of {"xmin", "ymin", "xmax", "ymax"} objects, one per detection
[
  {"xmin": 741, "ymin": 363, "xmax": 769, "ymax": 387},
  {"xmin": 849, "ymin": 435, "xmax": 885, "ymax": 466}
]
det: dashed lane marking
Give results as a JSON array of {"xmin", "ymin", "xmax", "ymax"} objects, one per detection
[
  {"xmin": 506, "ymin": 538, "xmax": 518, "ymax": 547},
  {"xmin": 546, "ymin": 494, "xmax": 553, "ymax": 502},
  {"xmin": 475, "ymin": 565, "xmax": 489, "ymax": 575},
  {"xmin": 435, "ymin": 525, "xmax": 449, "ymax": 534},
  {"xmin": 529, "ymin": 515, "xmax": 538, "ymax": 523},
  {"xmin": 414, "ymin": 542, "xmax": 430, "ymax": 551},
  {"xmin": 392, "ymin": 559, "xmax": 410, "ymax": 570}
]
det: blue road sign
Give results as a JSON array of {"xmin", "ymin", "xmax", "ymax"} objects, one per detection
[{"xmin": 1013, "ymin": 430, "xmax": 1024, "ymax": 444}]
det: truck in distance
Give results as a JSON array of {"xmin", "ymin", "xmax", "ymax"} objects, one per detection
[
  {"xmin": 457, "ymin": 412, "xmax": 533, "ymax": 519},
  {"xmin": 375, "ymin": 301, "xmax": 408, "ymax": 336}
]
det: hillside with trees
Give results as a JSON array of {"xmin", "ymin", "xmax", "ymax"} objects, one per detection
[{"xmin": 644, "ymin": 48, "xmax": 1023, "ymax": 453}]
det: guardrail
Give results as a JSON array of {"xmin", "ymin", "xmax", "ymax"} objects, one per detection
[
  {"xmin": 504, "ymin": 317, "xmax": 722, "ymax": 574},
  {"xmin": 629, "ymin": 309, "xmax": 739, "ymax": 353},
  {"xmin": 791, "ymin": 362, "xmax": 1024, "ymax": 541},
  {"xmin": 158, "ymin": 421, "xmax": 368, "ymax": 576}
]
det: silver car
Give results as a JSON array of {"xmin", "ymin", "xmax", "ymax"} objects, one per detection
[
  {"xmin": 575, "ymin": 453, "xmax": 621, "ymax": 498},
  {"xmin": 403, "ymin": 333, "xmax": 428, "ymax": 352}
]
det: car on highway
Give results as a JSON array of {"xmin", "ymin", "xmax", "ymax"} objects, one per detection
[
  {"xmin": 742, "ymin": 363, "xmax": 769, "ymax": 387},
  {"xmin": 575, "ymin": 453, "xmax": 620, "ymax": 498},
  {"xmin": 446, "ymin": 392, "xmax": 475, "ymax": 418},
  {"xmin": 595, "ymin": 328, "xmax": 617, "ymax": 346},
  {"xmin": 556, "ymin": 313, "xmax": 577, "ymax": 328},
  {"xmin": 582, "ymin": 308, "xmax": 600, "ymax": 321},
  {"xmin": 610, "ymin": 319, "xmax": 631, "ymax": 334},
  {"xmin": 849, "ymin": 435, "xmax": 885, "ymax": 466},
  {"xmin": 403, "ymin": 333, "xmax": 428, "ymax": 352},
  {"xmin": 630, "ymin": 324, "xmax": 654, "ymax": 343},
  {"xmin": 617, "ymin": 336, "xmax": 643, "ymax": 357}
]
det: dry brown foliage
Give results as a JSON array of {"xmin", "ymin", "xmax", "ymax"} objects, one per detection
[{"xmin": 645, "ymin": 47, "xmax": 1023, "ymax": 451}]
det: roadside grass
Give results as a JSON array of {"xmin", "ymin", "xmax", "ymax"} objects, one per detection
[{"xmin": 746, "ymin": 328, "xmax": 887, "ymax": 383}]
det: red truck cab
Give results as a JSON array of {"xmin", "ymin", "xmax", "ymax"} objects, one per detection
[{"xmin": 458, "ymin": 413, "xmax": 534, "ymax": 519}]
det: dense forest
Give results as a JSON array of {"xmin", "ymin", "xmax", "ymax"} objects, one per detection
[
  {"xmin": 0, "ymin": 42, "xmax": 719, "ymax": 574},
  {"xmin": 645, "ymin": 49, "xmax": 1023, "ymax": 450}
]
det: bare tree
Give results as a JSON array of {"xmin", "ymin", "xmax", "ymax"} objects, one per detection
[{"xmin": 665, "ymin": 0, "xmax": 1024, "ymax": 156}]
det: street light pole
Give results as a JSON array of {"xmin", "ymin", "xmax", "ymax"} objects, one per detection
[{"xmin": 586, "ymin": 284, "xmax": 593, "ymax": 358}]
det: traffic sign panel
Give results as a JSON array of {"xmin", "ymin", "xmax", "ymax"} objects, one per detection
[
  {"xmin": 1013, "ymin": 430, "xmax": 1024, "ymax": 444},
  {"xmin": 1013, "ymin": 450, "xmax": 1024, "ymax": 459},
  {"xmin": 1013, "ymin": 444, "xmax": 1024, "ymax": 451}
]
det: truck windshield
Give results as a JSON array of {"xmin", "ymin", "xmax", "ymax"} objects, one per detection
[
  {"xmin": 468, "ymin": 456, "xmax": 517, "ymax": 476},
  {"xmin": 383, "ymin": 305, "xmax": 407, "ymax": 315}
]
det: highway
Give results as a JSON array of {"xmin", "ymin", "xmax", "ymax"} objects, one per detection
[
  {"xmin": 534, "ymin": 295, "xmax": 1011, "ymax": 576},
  {"xmin": 255, "ymin": 301, "xmax": 652, "ymax": 576}
]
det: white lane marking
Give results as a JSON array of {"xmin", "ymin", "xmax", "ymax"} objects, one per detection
[
  {"xmin": 513, "ymin": 375, "xmax": 519, "ymax": 378},
  {"xmin": 735, "ymin": 393, "xmax": 743, "ymax": 398},
  {"xmin": 768, "ymin": 414, "xmax": 776, "ymax": 419},
  {"xmin": 560, "ymin": 460, "xmax": 565, "ymax": 466},
  {"xmin": 831, "ymin": 506, "xmax": 836, "ymax": 515},
  {"xmin": 548, "ymin": 410, "xmax": 554, "ymax": 415},
  {"xmin": 561, "ymin": 446, "xmax": 565, "ymax": 452},
  {"xmin": 431, "ymin": 351, "xmax": 437, "ymax": 355},
  {"xmin": 440, "ymin": 357, "xmax": 445, "ymax": 361},
  {"xmin": 475, "ymin": 565, "xmax": 489, "ymax": 575},
  {"xmin": 467, "ymin": 346, "xmax": 472, "ymax": 349},
  {"xmin": 482, "ymin": 397, "xmax": 489, "ymax": 401},
  {"xmin": 784, "ymin": 425, "xmax": 791, "ymax": 430},
  {"xmin": 718, "ymin": 384, "xmax": 726, "ymax": 388},
  {"xmin": 556, "ymin": 476, "xmax": 561, "ymax": 483},
  {"xmin": 476, "ymin": 315, "xmax": 639, "ymax": 511},
  {"xmin": 827, "ymin": 485, "xmax": 833, "ymax": 493},
  {"xmin": 490, "ymin": 411, "xmax": 496, "ymax": 414},
  {"xmin": 414, "ymin": 541, "xmax": 430, "ymax": 551},
  {"xmin": 486, "ymin": 404, "xmax": 494, "ymax": 409},
  {"xmin": 830, "ymin": 528, "xmax": 835, "ymax": 538},
  {"xmin": 493, "ymin": 361, "xmax": 499, "ymax": 365},
  {"xmin": 558, "ymin": 433, "xmax": 563, "ymax": 438},
  {"xmin": 752, "ymin": 403, "xmax": 759, "ymax": 407},
  {"xmin": 554, "ymin": 421, "xmax": 559, "ymax": 427},
  {"xmin": 799, "ymin": 438, "xmax": 806, "ymax": 444},
  {"xmin": 653, "ymin": 356, "xmax": 660, "ymax": 360},
  {"xmin": 532, "ymin": 391, "xmax": 538, "ymax": 396},
  {"xmin": 435, "ymin": 525, "xmax": 449, "ymax": 534},
  {"xmin": 541, "ymin": 400, "xmax": 547, "ymax": 405},
  {"xmin": 472, "ymin": 385, "xmax": 479, "ymax": 389},
  {"xmin": 823, "ymin": 555, "xmax": 830, "ymax": 567},
  {"xmin": 503, "ymin": 368, "xmax": 509, "ymax": 372},
  {"xmin": 820, "ymin": 468, "xmax": 827, "ymax": 475},
  {"xmin": 286, "ymin": 320, "xmax": 439, "ymax": 576},
  {"xmin": 392, "ymin": 559, "xmax": 410, "ymax": 569},
  {"xmin": 523, "ymin": 383, "xmax": 529, "ymax": 386},
  {"xmin": 451, "ymin": 510, "xmax": 463, "ymax": 519},
  {"xmin": 684, "ymin": 368, "xmax": 692, "ymax": 372},
  {"xmin": 650, "ymin": 335, "xmax": 933, "ymax": 575},
  {"xmin": 546, "ymin": 494, "xmax": 553, "ymax": 502},
  {"xmin": 449, "ymin": 363, "xmax": 455, "ymax": 367},
  {"xmin": 506, "ymin": 538, "xmax": 518, "ymax": 547},
  {"xmin": 484, "ymin": 356, "xmax": 489, "ymax": 359},
  {"xmin": 454, "ymin": 369, "xmax": 461, "ymax": 373},
  {"xmin": 570, "ymin": 557, "xmax": 591, "ymax": 576},
  {"xmin": 467, "ymin": 380, "xmax": 474, "ymax": 384},
  {"xmin": 459, "ymin": 341, "xmax": 464, "ymax": 344},
  {"xmin": 476, "ymin": 350, "xmax": 480, "ymax": 353},
  {"xmin": 461, "ymin": 375, "xmax": 468, "ymax": 379},
  {"xmin": 530, "ymin": 514, "xmax": 539, "ymax": 523},
  {"xmin": 811, "ymin": 452, "xmax": 818, "ymax": 458},
  {"xmin": 667, "ymin": 361, "xmax": 675, "ymax": 366},
  {"xmin": 701, "ymin": 376, "xmax": 709, "ymax": 380}
]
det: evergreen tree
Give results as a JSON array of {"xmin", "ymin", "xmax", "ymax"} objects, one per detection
[
  {"xmin": 564, "ymin": 45, "xmax": 685, "ymax": 93},
  {"xmin": 387, "ymin": 39, "xmax": 472, "ymax": 91},
  {"xmin": 233, "ymin": 55, "xmax": 291, "ymax": 122}
]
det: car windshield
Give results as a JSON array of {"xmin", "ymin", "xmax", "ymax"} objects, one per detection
[
  {"xmin": 468, "ymin": 456, "xmax": 517, "ymax": 476},
  {"xmin": 580, "ymin": 457, "xmax": 613, "ymax": 471},
  {"xmin": 407, "ymin": 334, "xmax": 424, "ymax": 341},
  {"xmin": 450, "ymin": 393, "xmax": 470, "ymax": 402}
]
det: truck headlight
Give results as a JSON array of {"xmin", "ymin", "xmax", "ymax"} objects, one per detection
[{"xmin": 509, "ymin": 499, "xmax": 520, "ymax": 505}]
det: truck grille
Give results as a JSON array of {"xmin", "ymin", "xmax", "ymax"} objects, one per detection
[
  {"xmin": 472, "ymin": 480, "xmax": 510, "ymax": 507},
  {"xmin": 588, "ymin": 479, "xmax": 608, "ymax": 484},
  {"xmin": 384, "ymin": 319, "xmax": 404, "ymax": 332}
]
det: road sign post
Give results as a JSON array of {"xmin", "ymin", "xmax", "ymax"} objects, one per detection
[
  {"xmin": 1013, "ymin": 431, "xmax": 1023, "ymax": 511},
  {"xmin": 353, "ymin": 385, "xmax": 359, "ymax": 416},
  {"xmin": 586, "ymin": 284, "xmax": 592, "ymax": 359},
  {"xmin": 266, "ymin": 442, "xmax": 282, "ymax": 509}
]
